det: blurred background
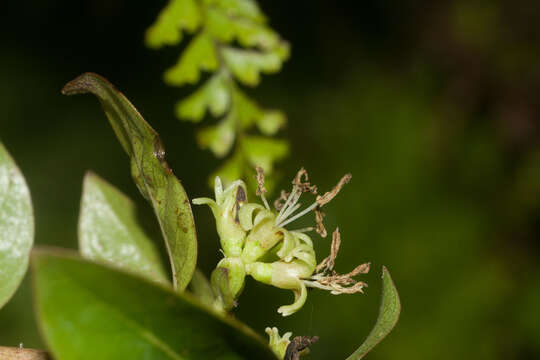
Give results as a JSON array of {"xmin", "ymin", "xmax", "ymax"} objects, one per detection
[{"xmin": 1, "ymin": 1, "xmax": 540, "ymax": 359}]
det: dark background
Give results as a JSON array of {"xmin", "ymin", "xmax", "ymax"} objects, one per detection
[{"xmin": 1, "ymin": 1, "xmax": 540, "ymax": 359}]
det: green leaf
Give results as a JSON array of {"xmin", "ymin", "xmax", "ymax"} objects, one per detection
[
  {"xmin": 242, "ymin": 136, "xmax": 288, "ymax": 173},
  {"xmin": 62, "ymin": 73, "xmax": 197, "ymax": 292},
  {"xmin": 209, "ymin": 151, "xmax": 244, "ymax": 188},
  {"xmin": 145, "ymin": 0, "xmax": 201, "ymax": 49},
  {"xmin": 197, "ymin": 114, "xmax": 236, "ymax": 157},
  {"xmin": 165, "ymin": 34, "xmax": 219, "ymax": 86},
  {"xmin": 345, "ymin": 266, "xmax": 401, "ymax": 360},
  {"xmin": 204, "ymin": 0, "xmax": 265, "ymax": 23},
  {"xmin": 176, "ymin": 73, "xmax": 231, "ymax": 122},
  {"xmin": 32, "ymin": 250, "xmax": 277, "ymax": 360},
  {"xmin": 222, "ymin": 44, "xmax": 290, "ymax": 86},
  {"xmin": 79, "ymin": 172, "xmax": 168, "ymax": 284},
  {"xmin": 206, "ymin": 8, "xmax": 279, "ymax": 50},
  {"xmin": 233, "ymin": 87, "xmax": 262, "ymax": 128},
  {"xmin": 0, "ymin": 142, "xmax": 33, "ymax": 309},
  {"xmin": 256, "ymin": 111, "xmax": 286, "ymax": 136},
  {"xmin": 189, "ymin": 268, "xmax": 216, "ymax": 308}
]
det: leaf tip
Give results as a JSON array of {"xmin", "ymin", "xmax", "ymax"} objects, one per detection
[{"xmin": 61, "ymin": 72, "xmax": 115, "ymax": 96}]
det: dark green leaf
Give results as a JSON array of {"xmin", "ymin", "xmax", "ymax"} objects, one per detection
[
  {"xmin": 0, "ymin": 142, "xmax": 33, "ymax": 308},
  {"xmin": 32, "ymin": 249, "xmax": 277, "ymax": 360},
  {"xmin": 345, "ymin": 266, "xmax": 401, "ymax": 360},
  {"xmin": 79, "ymin": 172, "xmax": 168, "ymax": 284},
  {"xmin": 62, "ymin": 73, "xmax": 197, "ymax": 291}
]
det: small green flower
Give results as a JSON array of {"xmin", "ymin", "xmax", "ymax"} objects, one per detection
[
  {"xmin": 193, "ymin": 177, "xmax": 247, "ymax": 257},
  {"xmin": 193, "ymin": 167, "xmax": 369, "ymax": 316}
]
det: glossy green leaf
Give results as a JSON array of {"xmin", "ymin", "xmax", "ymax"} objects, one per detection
[
  {"xmin": 176, "ymin": 73, "xmax": 231, "ymax": 122},
  {"xmin": 165, "ymin": 34, "xmax": 219, "ymax": 86},
  {"xmin": 222, "ymin": 45, "xmax": 290, "ymax": 86},
  {"xmin": 346, "ymin": 266, "xmax": 401, "ymax": 360},
  {"xmin": 0, "ymin": 142, "xmax": 33, "ymax": 309},
  {"xmin": 197, "ymin": 114, "xmax": 236, "ymax": 157},
  {"xmin": 32, "ymin": 250, "xmax": 277, "ymax": 360},
  {"xmin": 242, "ymin": 136, "xmax": 289, "ymax": 173},
  {"xmin": 79, "ymin": 172, "xmax": 168, "ymax": 284},
  {"xmin": 62, "ymin": 73, "xmax": 197, "ymax": 291},
  {"xmin": 145, "ymin": 0, "xmax": 201, "ymax": 49}
]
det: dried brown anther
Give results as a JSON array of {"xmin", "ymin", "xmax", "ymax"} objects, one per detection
[
  {"xmin": 292, "ymin": 167, "xmax": 318, "ymax": 194},
  {"xmin": 284, "ymin": 336, "xmax": 319, "ymax": 360},
  {"xmin": 255, "ymin": 166, "xmax": 267, "ymax": 196},
  {"xmin": 316, "ymin": 173, "xmax": 352, "ymax": 207},
  {"xmin": 274, "ymin": 190, "xmax": 290, "ymax": 211},
  {"xmin": 314, "ymin": 209, "xmax": 327, "ymax": 238}
]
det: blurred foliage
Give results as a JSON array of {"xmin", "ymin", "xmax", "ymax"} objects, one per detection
[
  {"xmin": 0, "ymin": 0, "xmax": 540, "ymax": 359},
  {"xmin": 146, "ymin": 0, "xmax": 290, "ymax": 190}
]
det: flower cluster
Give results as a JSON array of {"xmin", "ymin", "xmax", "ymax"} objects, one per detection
[{"xmin": 193, "ymin": 167, "xmax": 369, "ymax": 316}]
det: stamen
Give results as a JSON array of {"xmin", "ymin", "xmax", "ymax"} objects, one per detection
[
  {"xmin": 276, "ymin": 201, "xmax": 318, "ymax": 228},
  {"xmin": 279, "ymin": 202, "xmax": 302, "ymax": 224},
  {"xmin": 290, "ymin": 227, "xmax": 314, "ymax": 233},
  {"xmin": 276, "ymin": 186, "xmax": 300, "ymax": 224}
]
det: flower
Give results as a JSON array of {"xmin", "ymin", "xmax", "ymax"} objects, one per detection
[{"xmin": 193, "ymin": 167, "xmax": 369, "ymax": 316}]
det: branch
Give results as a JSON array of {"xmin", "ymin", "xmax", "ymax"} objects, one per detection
[{"xmin": 0, "ymin": 346, "xmax": 50, "ymax": 360}]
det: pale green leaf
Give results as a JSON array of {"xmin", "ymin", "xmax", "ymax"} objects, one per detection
[
  {"xmin": 79, "ymin": 172, "xmax": 168, "ymax": 284},
  {"xmin": 242, "ymin": 136, "xmax": 288, "ymax": 173},
  {"xmin": 346, "ymin": 266, "xmax": 401, "ymax": 360},
  {"xmin": 204, "ymin": 0, "xmax": 265, "ymax": 23},
  {"xmin": 32, "ymin": 250, "xmax": 278, "ymax": 360},
  {"xmin": 234, "ymin": 87, "xmax": 263, "ymax": 128},
  {"xmin": 222, "ymin": 44, "xmax": 290, "ymax": 86},
  {"xmin": 209, "ymin": 151, "xmax": 244, "ymax": 187},
  {"xmin": 206, "ymin": 8, "xmax": 279, "ymax": 50},
  {"xmin": 145, "ymin": 0, "xmax": 201, "ymax": 49},
  {"xmin": 197, "ymin": 114, "xmax": 236, "ymax": 157},
  {"xmin": 62, "ymin": 73, "xmax": 197, "ymax": 292},
  {"xmin": 165, "ymin": 34, "xmax": 219, "ymax": 86},
  {"xmin": 0, "ymin": 142, "xmax": 33, "ymax": 309},
  {"xmin": 256, "ymin": 110, "xmax": 286, "ymax": 135},
  {"xmin": 176, "ymin": 73, "xmax": 231, "ymax": 122},
  {"xmin": 233, "ymin": 89, "xmax": 285, "ymax": 134}
]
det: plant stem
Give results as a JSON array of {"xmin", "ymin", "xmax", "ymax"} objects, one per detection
[{"xmin": 0, "ymin": 346, "xmax": 50, "ymax": 360}]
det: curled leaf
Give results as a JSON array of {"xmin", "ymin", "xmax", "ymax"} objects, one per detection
[{"xmin": 62, "ymin": 73, "xmax": 197, "ymax": 291}]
